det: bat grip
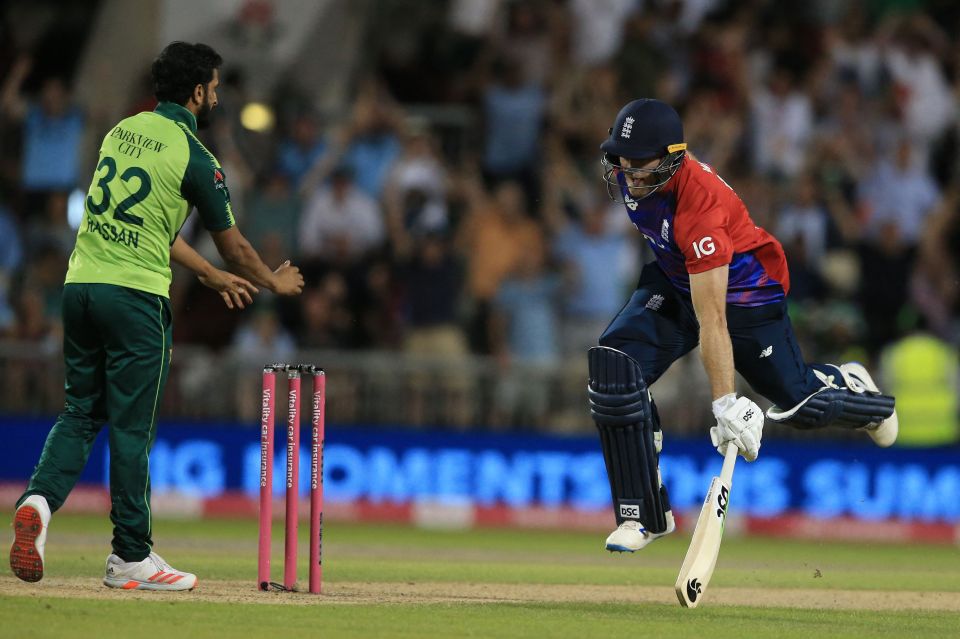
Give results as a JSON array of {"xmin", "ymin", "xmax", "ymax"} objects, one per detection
[{"xmin": 720, "ymin": 443, "xmax": 738, "ymax": 485}]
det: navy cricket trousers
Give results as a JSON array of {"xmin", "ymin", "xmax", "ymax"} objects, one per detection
[{"xmin": 599, "ymin": 262, "xmax": 827, "ymax": 415}]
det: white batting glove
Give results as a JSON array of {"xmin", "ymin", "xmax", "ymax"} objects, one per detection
[{"xmin": 709, "ymin": 394, "xmax": 764, "ymax": 462}]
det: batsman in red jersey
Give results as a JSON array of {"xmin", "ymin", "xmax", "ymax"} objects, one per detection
[{"xmin": 587, "ymin": 99, "xmax": 898, "ymax": 553}]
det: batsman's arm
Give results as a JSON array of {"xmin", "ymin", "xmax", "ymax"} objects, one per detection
[
  {"xmin": 210, "ymin": 226, "xmax": 304, "ymax": 296},
  {"xmin": 691, "ymin": 265, "xmax": 764, "ymax": 461},
  {"xmin": 689, "ymin": 265, "xmax": 735, "ymax": 400}
]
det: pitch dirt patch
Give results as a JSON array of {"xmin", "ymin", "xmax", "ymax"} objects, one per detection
[{"xmin": 1, "ymin": 576, "xmax": 958, "ymax": 611}]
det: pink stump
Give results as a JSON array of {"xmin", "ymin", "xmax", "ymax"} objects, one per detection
[
  {"xmin": 309, "ymin": 369, "xmax": 325, "ymax": 594},
  {"xmin": 257, "ymin": 366, "xmax": 276, "ymax": 591},
  {"xmin": 283, "ymin": 366, "xmax": 301, "ymax": 591}
]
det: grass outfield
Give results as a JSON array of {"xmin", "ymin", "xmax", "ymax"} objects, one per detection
[{"xmin": 2, "ymin": 513, "xmax": 958, "ymax": 638}]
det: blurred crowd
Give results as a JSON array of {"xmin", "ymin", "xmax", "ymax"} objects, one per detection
[{"xmin": 1, "ymin": 1, "xmax": 959, "ymax": 427}]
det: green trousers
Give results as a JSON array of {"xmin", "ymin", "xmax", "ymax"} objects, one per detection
[{"xmin": 19, "ymin": 283, "xmax": 172, "ymax": 562}]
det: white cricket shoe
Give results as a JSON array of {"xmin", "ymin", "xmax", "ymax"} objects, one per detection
[
  {"xmin": 605, "ymin": 511, "xmax": 676, "ymax": 553},
  {"xmin": 10, "ymin": 495, "xmax": 51, "ymax": 583},
  {"xmin": 103, "ymin": 552, "xmax": 198, "ymax": 591},
  {"xmin": 840, "ymin": 362, "xmax": 898, "ymax": 448}
]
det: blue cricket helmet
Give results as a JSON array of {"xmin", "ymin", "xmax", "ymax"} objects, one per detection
[
  {"xmin": 600, "ymin": 99, "xmax": 687, "ymax": 202},
  {"xmin": 601, "ymin": 98, "xmax": 684, "ymax": 160}
]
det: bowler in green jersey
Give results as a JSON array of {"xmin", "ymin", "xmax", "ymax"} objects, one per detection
[{"xmin": 10, "ymin": 42, "xmax": 304, "ymax": 591}]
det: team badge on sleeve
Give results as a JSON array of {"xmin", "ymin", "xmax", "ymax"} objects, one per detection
[{"xmin": 213, "ymin": 167, "xmax": 231, "ymax": 202}]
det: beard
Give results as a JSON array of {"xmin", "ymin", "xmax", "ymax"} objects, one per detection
[{"xmin": 196, "ymin": 99, "xmax": 214, "ymax": 129}]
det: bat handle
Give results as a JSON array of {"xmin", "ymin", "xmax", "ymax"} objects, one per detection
[{"xmin": 720, "ymin": 443, "xmax": 738, "ymax": 485}]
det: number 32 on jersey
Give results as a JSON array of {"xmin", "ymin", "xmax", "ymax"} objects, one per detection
[{"xmin": 86, "ymin": 156, "xmax": 152, "ymax": 227}]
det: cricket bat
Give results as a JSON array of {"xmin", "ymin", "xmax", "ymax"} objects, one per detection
[{"xmin": 674, "ymin": 443, "xmax": 738, "ymax": 608}]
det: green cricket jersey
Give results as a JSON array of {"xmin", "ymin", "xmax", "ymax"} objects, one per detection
[{"xmin": 66, "ymin": 102, "xmax": 235, "ymax": 297}]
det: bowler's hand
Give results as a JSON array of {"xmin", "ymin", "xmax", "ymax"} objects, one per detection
[
  {"xmin": 199, "ymin": 269, "xmax": 258, "ymax": 309},
  {"xmin": 273, "ymin": 260, "xmax": 304, "ymax": 296},
  {"xmin": 709, "ymin": 394, "xmax": 764, "ymax": 461}
]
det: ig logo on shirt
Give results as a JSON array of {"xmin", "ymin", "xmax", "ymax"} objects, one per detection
[{"xmin": 692, "ymin": 237, "xmax": 715, "ymax": 259}]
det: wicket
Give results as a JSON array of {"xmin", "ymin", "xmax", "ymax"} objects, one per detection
[{"xmin": 258, "ymin": 363, "xmax": 325, "ymax": 594}]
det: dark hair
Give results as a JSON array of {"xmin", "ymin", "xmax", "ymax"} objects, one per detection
[{"xmin": 151, "ymin": 42, "xmax": 223, "ymax": 105}]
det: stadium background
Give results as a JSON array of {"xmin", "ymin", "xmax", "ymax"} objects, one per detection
[{"xmin": 0, "ymin": 0, "xmax": 958, "ymax": 542}]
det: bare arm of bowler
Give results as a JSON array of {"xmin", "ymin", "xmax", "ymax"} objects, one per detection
[
  {"xmin": 210, "ymin": 226, "xmax": 304, "ymax": 296},
  {"xmin": 170, "ymin": 235, "xmax": 258, "ymax": 309}
]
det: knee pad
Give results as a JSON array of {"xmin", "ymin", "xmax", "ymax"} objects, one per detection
[
  {"xmin": 767, "ymin": 369, "xmax": 895, "ymax": 430},
  {"xmin": 588, "ymin": 346, "xmax": 671, "ymax": 532}
]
